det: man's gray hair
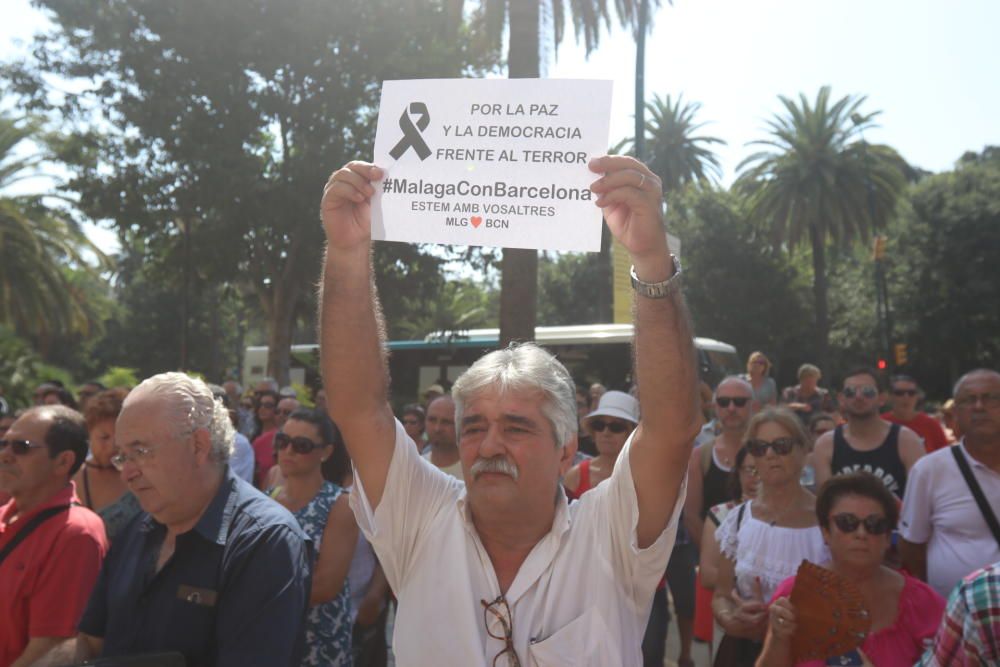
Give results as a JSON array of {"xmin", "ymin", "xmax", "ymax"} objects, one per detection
[
  {"xmin": 127, "ymin": 372, "xmax": 235, "ymax": 464},
  {"xmin": 452, "ymin": 342, "xmax": 578, "ymax": 448},
  {"xmin": 259, "ymin": 377, "xmax": 280, "ymax": 392},
  {"xmin": 953, "ymin": 368, "xmax": 1000, "ymax": 398}
]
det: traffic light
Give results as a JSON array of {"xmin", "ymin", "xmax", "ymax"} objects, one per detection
[
  {"xmin": 877, "ymin": 358, "xmax": 888, "ymax": 370},
  {"xmin": 872, "ymin": 236, "xmax": 887, "ymax": 260},
  {"xmin": 894, "ymin": 343, "xmax": 908, "ymax": 367}
]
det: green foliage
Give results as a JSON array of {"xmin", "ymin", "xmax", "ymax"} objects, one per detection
[
  {"xmin": 0, "ymin": 326, "xmax": 74, "ymax": 409},
  {"xmin": 7, "ymin": 0, "xmax": 495, "ymax": 384},
  {"xmin": 737, "ymin": 87, "xmax": 909, "ymax": 366},
  {"xmin": 0, "ymin": 114, "xmax": 109, "ymax": 348},
  {"xmin": 395, "ymin": 278, "xmax": 498, "ymax": 340},
  {"xmin": 669, "ymin": 188, "xmax": 813, "ymax": 386},
  {"xmin": 291, "ymin": 382, "xmax": 315, "ymax": 408},
  {"xmin": 97, "ymin": 366, "xmax": 140, "ymax": 390},
  {"xmin": 614, "ymin": 94, "xmax": 725, "ymax": 192},
  {"xmin": 889, "ymin": 146, "xmax": 1000, "ymax": 396},
  {"xmin": 537, "ymin": 251, "xmax": 610, "ymax": 326}
]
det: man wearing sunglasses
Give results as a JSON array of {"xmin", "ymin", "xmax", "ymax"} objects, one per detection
[
  {"xmin": 319, "ymin": 155, "xmax": 699, "ymax": 666},
  {"xmin": 881, "ymin": 375, "xmax": 949, "ymax": 453},
  {"xmin": 0, "ymin": 406, "xmax": 108, "ymax": 667},
  {"xmin": 813, "ymin": 367, "xmax": 925, "ymax": 500}
]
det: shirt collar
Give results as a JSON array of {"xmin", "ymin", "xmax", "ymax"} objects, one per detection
[
  {"xmin": 1, "ymin": 482, "xmax": 77, "ymax": 527},
  {"xmin": 455, "ymin": 483, "xmax": 572, "ymax": 540},
  {"xmin": 959, "ymin": 439, "xmax": 991, "ymax": 470},
  {"xmin": 137, "ymin": 466, "xmax": 238, "ymax": 545}
]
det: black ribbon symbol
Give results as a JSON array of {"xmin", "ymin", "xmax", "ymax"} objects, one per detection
[{"xmin": 389, "ymin": 102, "xmax": 431, "ymax": 161}]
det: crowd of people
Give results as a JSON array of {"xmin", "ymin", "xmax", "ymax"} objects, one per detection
[{"xmin": 1, "ymin": 154, "xmax": 998, "ymax": 667}]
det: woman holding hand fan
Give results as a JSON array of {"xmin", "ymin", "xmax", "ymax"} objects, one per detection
[{"xmin": 756, "ymin": 472, "xmax": 945, "ymax": 667}]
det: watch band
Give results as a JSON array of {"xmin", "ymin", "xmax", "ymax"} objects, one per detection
[{"xmin": 630, "ymin": 255, "xmax": 682, "ymax": 299}]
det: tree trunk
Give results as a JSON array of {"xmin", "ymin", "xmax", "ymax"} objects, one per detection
[
  {"xmin": 809, "ymin": 223, "xmax": 830, "ymax": 370},
  {"xmin": 499, "ymin": 0, "xmax": 541, "ymax": 347},
  {"xmin": 265, "ymin": 289, "xmax": 296, "ymax": 387}
]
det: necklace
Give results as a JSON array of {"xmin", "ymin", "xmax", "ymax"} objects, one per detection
[
  {"xmin": 86, "ymin": 459, "xmax": 116, "ymax": 471},
  {"xmin": 761, "ymin": 497, "xmax": 801, "ymax": 527}
]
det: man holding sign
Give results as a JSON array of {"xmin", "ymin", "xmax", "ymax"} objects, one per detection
[{"xmin": 319, "ymin": 150, "xmax": 698, "ymax": 664}]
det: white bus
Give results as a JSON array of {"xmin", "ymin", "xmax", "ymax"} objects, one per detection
[{"xmin": 243, "ymin": 323, "xmax": 740, "ymax": 404}]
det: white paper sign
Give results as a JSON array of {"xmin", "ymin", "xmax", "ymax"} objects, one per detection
[{"xmin": 371, "ymin": 78, "xmax": 613, "ymax": 252}]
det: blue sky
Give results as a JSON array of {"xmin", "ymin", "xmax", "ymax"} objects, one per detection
[{"xmin": 3, "ymin": 0, "xmax": 999, "ymax": 250}]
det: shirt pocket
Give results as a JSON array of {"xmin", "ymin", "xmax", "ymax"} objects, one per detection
[{"xmin": 526, "ymin": 607, "xmax": 622, "ymax": 667}]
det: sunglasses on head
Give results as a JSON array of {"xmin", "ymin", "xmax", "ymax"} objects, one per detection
[
  {"xmin": 892, "ymin": 389, "xmax": 918, "ymax": 397},
  {"xmin": 831, "ymin": 512, "xmax": 891, "ymax": 535},
  {"xmin": 0, "ymin": 438, "xmax": 46, "ymax": 455},
  {"xmin": 716, "ymin": 396, "xmax": 749, "ymax": 408},
  {"xmin": 745, "ymin": 437, "xmax": 798, "ymax": 457},
  {"xmin": 274, "ymin": 432, "xmax": 326, "ymax": 454},
  {"xmin": 842, "ymin": 386, "xmax": 878, "ymax": 399},
  {"xmin": 589, "ymin": 419, "xmax": 632, "ymax": 434}
]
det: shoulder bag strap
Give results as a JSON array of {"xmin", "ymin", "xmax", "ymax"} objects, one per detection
[
  {"xmin": 951, "ymin": 445, "xmax": 1000, "ymax": 549},
  {"xmin": 0, "ymin": 504, "xmax": 72, "ymax": 565}
]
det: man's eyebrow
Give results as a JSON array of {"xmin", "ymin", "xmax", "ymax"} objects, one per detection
[
  {"xmin": 502, "ymin": 414, "xmax": 541, "ymax": 429},
  {"xmin": 461, "ymin": 415, "xmax": 486, "ymax": 427}
]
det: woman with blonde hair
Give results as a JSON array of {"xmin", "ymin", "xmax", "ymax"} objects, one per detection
[
  {"xmin": 744, "ymin": 352, "xmax": 777, "ymax": 408},
  {"xmin": 712, "ymin": 408, "xmax": 829, "ymax": 667}
]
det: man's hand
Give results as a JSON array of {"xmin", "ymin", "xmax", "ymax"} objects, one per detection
[
  {"xmin": 589, "ymin": 155, "xmax": 669, "ymax": 277},
  {"xmin": 321, "ymin": 162, "xmax": 383, "ymax": 252}
]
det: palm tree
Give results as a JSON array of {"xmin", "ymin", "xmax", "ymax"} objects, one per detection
[
  {"xmin": 0, "ymin": 115, "xmax": 107, "ymax": 349},
  {"xmin": 736, "ymin": 87, "xmax": 908, "ymax": 366},
  {"xmin": 462, "ymin": 0, "xmax": 658, "ymax": 345},
  {"xmin": 617, "ymin": 94, "xmax": 725, "ymax": 193}
]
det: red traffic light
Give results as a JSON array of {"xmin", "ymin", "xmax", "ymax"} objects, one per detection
[{"xmin": 877, "ymin": 359, "xmax": 888, "ymax": 370}]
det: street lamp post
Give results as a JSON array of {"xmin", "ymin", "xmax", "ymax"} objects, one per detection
[
  {"xmin": 634, "ymin": 0, "xmax": 648, "ymax": 161},
  {"xmin": 851, "ymin": 114, "xmax": 893, "ymax": 370}
]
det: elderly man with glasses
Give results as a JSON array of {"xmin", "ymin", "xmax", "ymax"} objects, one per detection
[
  {"xmin": 36, "ymin": 372, "xmax": 313, "ymax": 667},
  {"xmin": 318, "ymin": 155, "xmax": 699, "ymax": 666},
  {"xmin": 901, "ymin": 368, "xmax": 1000, "ymax": 599}
]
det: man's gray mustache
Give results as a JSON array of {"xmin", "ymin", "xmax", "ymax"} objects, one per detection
[{"xmin": 470, "ymin": 456, "xmax": 519, "ymax": 480}]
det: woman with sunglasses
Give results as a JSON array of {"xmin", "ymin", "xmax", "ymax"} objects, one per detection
[
  {"xmin": 251, "ymin": 389, "xmax": 281, "ymax": 486},
  {"xmin": 756, "ymin": 472, "xmax": 945, "ymax": 666},
  {"xmin": 744, "ymin": 352, "xmax": 777, "ymax": 408},
  {"xmin": 270, "ymin": 408, "xmax": 359, "ymax": 667},
  {"xmin": 563, "ymin": 390, "xmax": 639, "ymax": 499},
  {"xmin": 712, "ymin": 408, "xmax": 829, "ymax": 667}
]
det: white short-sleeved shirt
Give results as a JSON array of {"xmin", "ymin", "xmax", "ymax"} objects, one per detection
[
  {"xmin": 715, "ymin": 501, "xmax": 829, "ymax": 602},
  {"xmin": 350, "ymin": 419, "xmax": 683, "ymax": 667},
  {"xmin": 899, "ymin": 441, "xmax": 1000, "ymax": 598}
]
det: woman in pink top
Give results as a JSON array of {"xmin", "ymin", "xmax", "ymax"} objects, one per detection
[{"xmin": 757, "ymin": 472, "xmax": 945, "ymax": 667}]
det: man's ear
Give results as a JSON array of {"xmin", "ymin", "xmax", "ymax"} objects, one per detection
[
  {"xmin": 53, "ymin": 449, "xmax": 77, "ymax": 477},
  {"xmin": 192, "ymin": 428, "xmax": 214, "ymax": 464}
]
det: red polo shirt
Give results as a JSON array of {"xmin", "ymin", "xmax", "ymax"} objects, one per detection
[
  {"xmin": 0, "ymin": 483, "xmax": 108, "ymax": 666},
  {"xmin": 881, "ymin": 411, "xmax": 950, "ymax": 453}
]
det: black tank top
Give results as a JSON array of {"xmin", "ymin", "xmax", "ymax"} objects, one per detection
[
  {"xmin": 831, "ymin": 423, "xmax": 907, "ymax": 498},
  {"xmin": 701, "ymin": 450, "xmax": 732, "ymax": 518}
]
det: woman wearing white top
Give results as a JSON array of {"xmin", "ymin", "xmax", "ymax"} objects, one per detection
[{"xmin": 711, "ymin": 408, "xmax": 829, "ymax": 667}]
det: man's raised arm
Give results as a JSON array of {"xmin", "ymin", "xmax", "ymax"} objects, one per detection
[
  {"xmin": 319, "ymin": 161, "xmax": 397, "ymax": 508},
  {"xmin": 589, "ymin": 156, "xmax": 701, "ymax": 548}
]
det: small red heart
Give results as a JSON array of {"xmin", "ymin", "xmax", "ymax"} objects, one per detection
[{"xmin": 470, "ymin": 216, "xmax": 483, "ymax": 228}]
